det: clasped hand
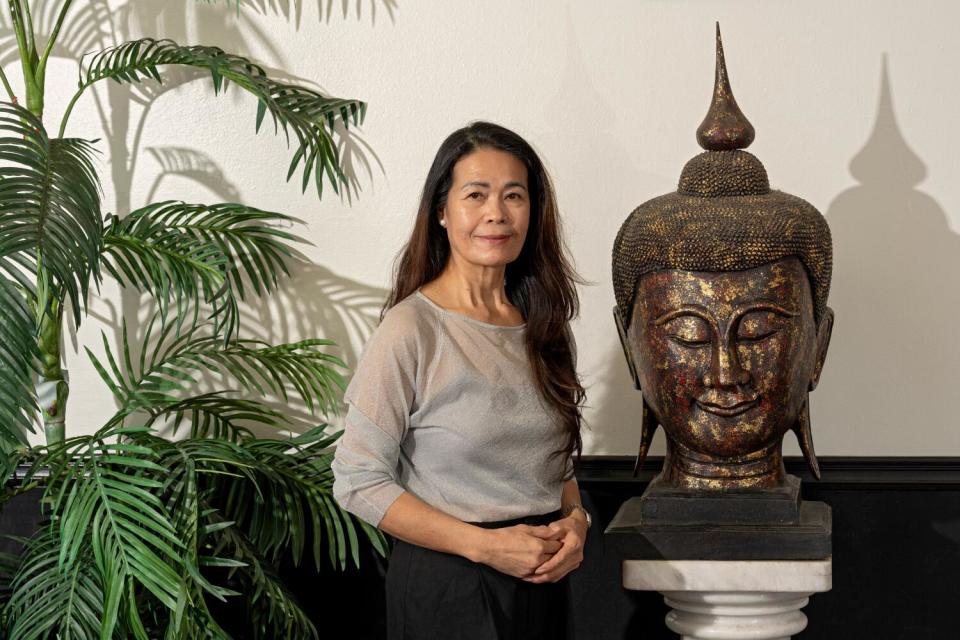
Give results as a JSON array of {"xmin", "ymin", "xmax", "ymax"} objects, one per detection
[{"xmin": 477, "ymin": 514, "xmax": 587, "ymax": 583}]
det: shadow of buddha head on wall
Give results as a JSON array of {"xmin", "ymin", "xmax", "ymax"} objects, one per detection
[{"xmin": 612, "ymin": 25, "xmax": 834, "ymax": 491}]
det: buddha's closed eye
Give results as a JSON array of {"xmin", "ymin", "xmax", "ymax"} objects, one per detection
[
  {"xmin": 736, "ymin": 311, "xmax": 783, "ymax": 343},
  {"xmin": 663, "ymin": 316, "xmax": 711, "ymax": 348}
]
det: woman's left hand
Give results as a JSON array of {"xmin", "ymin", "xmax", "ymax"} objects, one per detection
[{"xmin": 523, "ymin": 512, "xmax": 588, "ymax": 584}]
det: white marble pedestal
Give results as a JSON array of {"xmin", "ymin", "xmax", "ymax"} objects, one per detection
[{"xmin": 622, "ymin": 558, "xmax": 832, "ymax": 639}]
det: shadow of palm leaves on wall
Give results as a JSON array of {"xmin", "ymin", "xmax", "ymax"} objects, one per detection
[
  {"xmin": 231, "ymin": 262, "xmax": 389, "ymax": 433},
  {"xmin": 0, "ymin": 0, "xmax": 112, "ymax": 68},
  {"xmin": 225, "ymin": 0, "xmax": 398, "ymax": 27},
  {"xmin": 318, "ymin": 0, "xmax": 398, "ymax": 25},
  {"xmin": 146, "ymin": 146, "xmax": 243, "ymax": 202}
]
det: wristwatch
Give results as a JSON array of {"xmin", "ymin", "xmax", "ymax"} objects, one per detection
[{"xmin": 562, "ymin": 503, "xmax": 592, "ymax": 529}]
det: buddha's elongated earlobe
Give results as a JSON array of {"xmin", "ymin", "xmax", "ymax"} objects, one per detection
[
  {"xmin": 792, "ymin": 398, "xmax": 820, "ymax": 480},
  {"xmin": 633, "ymin": 397, "xmax": 659, "ymax": 477},
  {"xmin": 810, "ymin": 307, "xmax": 834, "ymax": 391},
  {"xmin": 613, "ymin": 305, "xmax": 641, "ymax": 390},
  {"xmin": 613, "ymin": 305, "xmax": 658, "ymax": 477}
]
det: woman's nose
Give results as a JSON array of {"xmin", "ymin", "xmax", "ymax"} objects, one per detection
[
  {"xmin": 703, "ymin": 341, "xmax": 751, "ymax": 388},
  {"xmin": 484, "ymin": 198, "xmax": 508, "ymax": 223}
]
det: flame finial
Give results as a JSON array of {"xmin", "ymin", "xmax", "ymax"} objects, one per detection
[{"xmin": 696, "ymin": 23, "xmax": 755, "ymax": 151}]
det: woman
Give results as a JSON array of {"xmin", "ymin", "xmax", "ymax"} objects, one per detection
[{"xmin": 332, "ymin": 121, "xmax": 588, "ymax": 640}]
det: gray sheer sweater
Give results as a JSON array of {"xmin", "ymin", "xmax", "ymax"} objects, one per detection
[{"xmin": 331, "ymin": 290, "xmax": 572, "ymax": 527}]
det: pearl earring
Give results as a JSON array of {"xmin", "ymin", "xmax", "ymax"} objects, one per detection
[{"xmin": 439, "ymin": 218, "xmax": 446, "ymax": 227}]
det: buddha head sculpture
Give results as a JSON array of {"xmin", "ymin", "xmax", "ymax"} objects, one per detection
[{"xmin": 612, "ymin": 25, "xmax": 834, "ymax": 491}]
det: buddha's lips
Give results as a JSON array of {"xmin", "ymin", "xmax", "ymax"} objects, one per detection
[{"xmin": 695, "ymin": 397, "xmax": 759, "ymax": 417}]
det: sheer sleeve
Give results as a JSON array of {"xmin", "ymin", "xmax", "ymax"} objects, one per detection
[{"xmin": 332, "ymin": 304, "xmax": 428, "ymax": 527}]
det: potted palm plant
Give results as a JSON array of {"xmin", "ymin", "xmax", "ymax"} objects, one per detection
[{"xmin": 0, "ymin": 1, "xmax": 384, "ymax": 637}]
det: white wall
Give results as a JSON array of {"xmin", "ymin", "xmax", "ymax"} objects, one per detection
[{"xmin": 22, "ymin": 0, "xmax": 959, "ymax": 455}]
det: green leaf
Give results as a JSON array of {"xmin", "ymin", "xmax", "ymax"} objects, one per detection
[
  {"xmin": 5, "ymin": 527, "xmax": 105, "ymax": 640},
  {"xmin": 0, "ymin": 274, "xmax": 39, "ymax": 446},
  {"xmin": 10, "ymin": 427, "xmax": 191, "ymax": 636},
  {"xmin": 92, "ymin": 312, "xmax": 348, "ymax": 429},
  {"xmin": 102, "ymin": 201, "xmax": 305, "ymax": 341},
  {"xmin": 0, "ymin": 101, "xmax": 103, "ymax": 326},
  {"xmin": 79, "ymin": 38, "xmax": 365, "ymax": 198}
]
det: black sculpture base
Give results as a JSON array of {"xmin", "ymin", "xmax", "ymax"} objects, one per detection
[
  {"xmin": 605, "ymin": 479, "xmax": 832, "ymax": 561},
  {"xmin": 638, "ymin": 474, "xmax": 802, "ymax": 525}
]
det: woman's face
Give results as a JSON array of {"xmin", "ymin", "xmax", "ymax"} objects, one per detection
[{"xmin": 440, "ymin": 147, "xmax": 530, "ymax": 270}]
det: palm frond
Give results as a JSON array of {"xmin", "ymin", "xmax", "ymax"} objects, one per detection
[
  {"xmin": 209, "ymin": 518, "xmax": 318, "ymax": 640},
  {"xmin": 79, "ymin": 38, "xmax": 365, "ymax": 197},
  {"xmin": 150, "ymin": 437, "xmax": 238, "ymax": 640},
  {"xmin": 102, "ymin": 209, "xmax": 226, "ymax": 336},
  {"xmin": 4, "ymin": 426, "xmax": 385, "ymax": 636},
  {"xmin": 4, "ymin": 527, "xmax": 105, "ymax": 640},
  {"xmin": 153, "ymin": 392, "xmax": 286, "ymax": 441},
  {"xmin": 102, "ymin": 201, "xmax": 305, "ymax": 340},
  {"xmin": 89, "ymin": 313, "xmax": 348, "ymax": 422},
  {"xmin": 0, "ymin": 272, "xmax": 38, "ymax": 448},
  {"xmin": 22, "ymin": 424, "xmax": 188, "ymax": 638},
  {"xmin": 0, "ymin": 547, "xmax": 16, "ymax": 613},
  {"xmin": 217, "ymin": 427, "xmax": 386, "ymax": 571},
  {"xmin": 132, "ymin": 432, "xmax": 331, "ymax": 638},
  {"xmin": 0, "ymin": 101, "xmax": 103, "ymax": 325}
]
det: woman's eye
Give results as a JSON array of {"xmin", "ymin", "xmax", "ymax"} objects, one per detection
[
  {"xmin": 505, "ymin": 192, "xmax": 523, "ymax": 200},
  {"xmin": 467, "ymin": 192, "xmax": 484, "ymax": 200}
]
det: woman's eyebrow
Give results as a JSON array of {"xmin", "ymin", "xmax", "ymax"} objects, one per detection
[{"xmin": 458, "ymin": 180, "xmax": 528, "ymax": 191}]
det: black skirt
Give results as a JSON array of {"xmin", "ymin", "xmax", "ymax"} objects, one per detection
[{"xmin": 385, "ymin": 511, "xmax": 573, "ymax": 640}]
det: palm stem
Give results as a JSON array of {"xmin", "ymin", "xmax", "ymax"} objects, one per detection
[
  {"xmin": 36, "ymin": 0, "xmax": 75, "ymax": 87},
  {"xmin": 57, "ymin": 86, "xmax": 83, "ymax": 137},
  {"xmin": 37, "ymin": 293, "xmax": 66, "ymax": 444},
  {"xmin": 20, "ymin": 0, "xmax": 35, "ymax": 55},
  {"xmin": 0, "ymin": 64, "xmax": 16, "ymax": 101},
  {"xmin": 34, "ymin": 259, "xmax": 67, "ymax": 443},
  {"xmin": 8, "ymin": 0, "xmax": 41, "ymax": 116},
  {"xmin": 7, "ymin": 1, "xmax": 29, "ymax": 65}
]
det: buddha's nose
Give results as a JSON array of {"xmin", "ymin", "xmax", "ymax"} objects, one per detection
[{"xmin": 703, "ymin": 342, "xmax": 751, "ymax": 388}]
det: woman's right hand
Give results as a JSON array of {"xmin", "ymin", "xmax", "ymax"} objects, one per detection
[{"xmin": 472, "ymin": 524, "xmax": 562, "ymax": 578}]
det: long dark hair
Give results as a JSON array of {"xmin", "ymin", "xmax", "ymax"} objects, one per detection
[{"xmin": 383, "ymin": 121, "xmax": 585, "ymax": 468}]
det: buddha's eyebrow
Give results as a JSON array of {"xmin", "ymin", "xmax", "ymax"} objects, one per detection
[
  {"xmin": 654, "ymin": 306, "xmax": 712, "ymax": 326},
  {"xmin": 733, "ymin": 302, "xmax": 800, "ymax": 319}
]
